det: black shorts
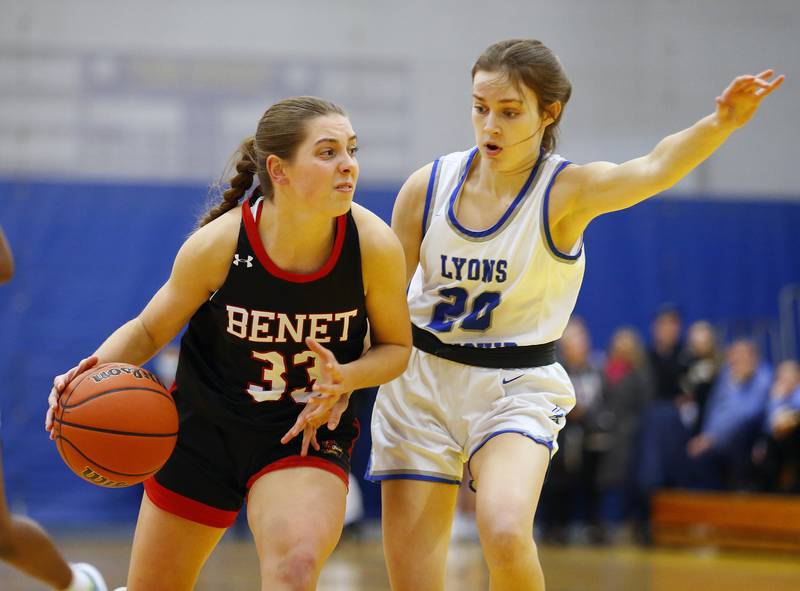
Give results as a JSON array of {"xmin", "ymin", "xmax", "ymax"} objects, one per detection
[{"xmin": 143, "ymin": 389, "xmax": 358, "ymax": 528}]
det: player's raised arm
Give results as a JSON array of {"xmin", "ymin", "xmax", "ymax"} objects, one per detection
[{"xmin": 551, "ymin": 70, "xmax": 785, "ymax": 233}]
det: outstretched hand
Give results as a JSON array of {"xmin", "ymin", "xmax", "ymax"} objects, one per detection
[
  {"xmin": 715, "ymin": 70, "xmax": 784, "ymax": 129},
  {"xmin": 280, "ymin": 337, "xmax": 354, "ymax": 456}
]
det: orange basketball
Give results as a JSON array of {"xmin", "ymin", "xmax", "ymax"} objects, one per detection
[{"xmin": 53, "ymin": 363, "xmax": 178, "ymax": 488}]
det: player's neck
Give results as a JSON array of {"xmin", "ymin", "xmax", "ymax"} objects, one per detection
[
  {"xmin": 258, "ymin": 199, "xmax": 337, "ymax": 275},
  {"xmin": 471, "ymin": 152, "xmax": 536, "ymax": 202}
]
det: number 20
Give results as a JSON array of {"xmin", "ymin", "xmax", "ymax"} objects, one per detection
[{"xmin": 428, "ymin": 288, "xmax": 501, "ymax": 332}]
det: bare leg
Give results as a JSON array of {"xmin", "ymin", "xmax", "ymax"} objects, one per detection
[
  {"xmin": 0, "ymin": 453, "xmax": 73, "ymax": 589},
  {"xmin": 381, "ymin": 479, "xmax": 458, "ymax": 591},
  {"xmin": 471, "ymin": 434, "xmax": 550, "ymax": 591},
  {"xmin": 125, "ymin": 494, "xmax": 226, "ymax": 591},
  {"xmin": 247, "ymin": 467, "xmax": 347, "ymax": 591}
]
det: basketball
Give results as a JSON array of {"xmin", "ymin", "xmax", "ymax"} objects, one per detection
[{"xmin": 53, "ymin": 363, "xmax": 178, "ymax": 488}]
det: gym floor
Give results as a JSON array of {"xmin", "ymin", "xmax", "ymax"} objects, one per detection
[{"xmin": 2, "ymin": 531, "xmax": 800, "ymax": 590}]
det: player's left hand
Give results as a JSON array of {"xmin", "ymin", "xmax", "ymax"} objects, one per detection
[
  {"xmin": 281, "ymin": 392, "xmax": 353, "ymax": 456},
  {"xmin": 280, "ymin": 337, "xmax": 355, "ymax": 455},
  {"xmin": 715, "ymin": 70, "xmax": 784, "ymax": 129}
]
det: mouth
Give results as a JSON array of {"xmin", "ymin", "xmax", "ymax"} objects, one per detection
[
  {"xmin": 483, "ymin": 142, "xmax": 503, "ymax": 157},
  {"xmin": 334, "ymin": 182, "xmax": 354, "ymax": 192}
]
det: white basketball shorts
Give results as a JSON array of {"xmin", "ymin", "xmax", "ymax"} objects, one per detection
[{"xmin": 367, "ymin": 347, "xmax": 576, "ymax": 485}]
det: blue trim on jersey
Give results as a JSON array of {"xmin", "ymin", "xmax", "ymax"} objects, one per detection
[
  {"xmin": 447, "ymin": 147, "xmax": 543, "ymax": 238},
  {"xmin": 421, "ymin": 158, "xmax": 440, "ymax": 237},
  {"xmin": 542, "ymin": 159, "xmax": 582, "ymax": 261}
]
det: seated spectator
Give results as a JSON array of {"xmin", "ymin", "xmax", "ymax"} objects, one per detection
[
  {"xmin": 752, "ymin": 360, "xmax": 800, "ymax": 492},
  {"xmin": 679, "ymin": 320, "xmax": 722, "ymax": 432},
  {"xmin": 687, "ymin": 339, "xmax": 772, "ymax": 489}
]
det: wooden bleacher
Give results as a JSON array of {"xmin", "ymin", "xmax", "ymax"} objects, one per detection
[{"xmin": 651, "ymin": 489, "xmax": 800, "ymax": 552}]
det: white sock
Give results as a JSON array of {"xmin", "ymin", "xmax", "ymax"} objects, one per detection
[
  {"xmin": 64, "ymin": 566, "xmax": 90, "ymax": 591},
  {"xmin": 64, "ymin": 563, "xmax": 107, "ymax": 591}
]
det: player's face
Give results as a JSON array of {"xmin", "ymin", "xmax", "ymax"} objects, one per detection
[
  {"xmin": 284, "ymin": 114, "xmax": 359, "ymax": 216},
  {"xmin": 471, "ymin": 70, "xmax": 551, "ymax": 171}
]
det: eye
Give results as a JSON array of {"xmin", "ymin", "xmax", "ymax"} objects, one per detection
[
  {"xmin": 319, "ymin": 148, "xmax": 335, "ymax": 158},
  {"xmin": 504, "ymin": 110, "xmax": 519, "ymax": 119},
  {"xmin": 473, "ymin": 104, "xmax": 488, "ymax": 114},
  {"xmin": 348, "ymin": 145, "xmax": 359, "ymax": 156}
]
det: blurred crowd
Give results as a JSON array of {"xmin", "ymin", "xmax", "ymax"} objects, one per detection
[{"xmin": 536, "ymin": 306, "xmax": 800, "ymax": 545}]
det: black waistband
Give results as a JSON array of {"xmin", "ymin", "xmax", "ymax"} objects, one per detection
[{"xmin": 412, "ymin": 325, "xmax": 557, "ymax": 369}]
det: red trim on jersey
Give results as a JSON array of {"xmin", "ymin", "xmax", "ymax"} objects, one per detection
[
  {"xmin": 143, "ymin": 477, "xmax": 238, "ymax": 528},
  {"xmin": 242, "ymin": 198, "xmax": 347, "ymax": 283},
  {"xmin": 245, "ymin": 455, "xmax": 348, "ymax": 490}
]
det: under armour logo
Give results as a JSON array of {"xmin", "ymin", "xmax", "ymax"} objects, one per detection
[{"xmin": 233, "ymin": 254, "xmax": 253, "ymax": 268}]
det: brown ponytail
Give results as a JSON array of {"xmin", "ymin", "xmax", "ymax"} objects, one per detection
[{"xmin": 199, "ymin": 96, "xmax": 346, "ymax": 228}]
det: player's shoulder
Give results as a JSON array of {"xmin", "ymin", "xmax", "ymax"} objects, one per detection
[
  {"xmin": 351, "ymin": 203, "xmax": 399, "ymax": 249},
  {"xmin": 181, "ymin": 204, "xmax": 241, "ymax": 264},
  {"xmin": 350, "ymin": 204, "xmax": 404, "ymax": 265}
]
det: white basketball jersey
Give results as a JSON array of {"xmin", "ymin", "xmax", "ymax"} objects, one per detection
[{"xmin": 408, "ymin": 147, "xmax": 585, "ymax": 347}]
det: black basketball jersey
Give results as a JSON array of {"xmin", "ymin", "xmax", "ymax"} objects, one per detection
[{"xmin": 175, "ymin": 196, "xmax": 368, "ymax": 431}]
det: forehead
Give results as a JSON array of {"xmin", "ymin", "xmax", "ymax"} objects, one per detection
[
  {"xmin": 302, "ymin": 114, "xmax": 355, "ymax": 143},
  {"xmin": 472, "ymin": 69, "xmax": 536, "ymax": 104}
]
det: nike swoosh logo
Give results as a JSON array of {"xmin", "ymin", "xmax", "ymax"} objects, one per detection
[{"xmin": 502, "ymin": 375, "xmax": 523, "ymax": 385}]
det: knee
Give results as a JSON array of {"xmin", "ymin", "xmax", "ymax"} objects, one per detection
[
  {"xmin": 480, "ymin": 521, "xmax": 537, "ymax": 568},
  {"xmin": 264, "ymin": 547, "xmax": 321, "ymax": 591}
]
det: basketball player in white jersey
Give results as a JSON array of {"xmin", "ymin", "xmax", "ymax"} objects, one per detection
[{"xmin": 367, "ymin": 39, "xmax": 783, "ymax": 590}]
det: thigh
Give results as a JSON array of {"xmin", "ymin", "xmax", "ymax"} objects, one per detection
[
  {"xmin": 381, "ymin": 479, "xmax": 458, "ymax": 591},
  {"xmin": 471, "ymin": 433, "xmax": 550, "ymax": 533},
  {"xmin": 126, "ymin": 494, "xmax": 227, "ymax": 591},
  {"xmin": 247, "ymin": 467, "xmax": 347, "ymax": 570}
]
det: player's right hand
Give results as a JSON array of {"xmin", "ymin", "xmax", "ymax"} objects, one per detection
[{"xmin": 45, "ymin": 356, "xmax": 99, "ymax": 439}]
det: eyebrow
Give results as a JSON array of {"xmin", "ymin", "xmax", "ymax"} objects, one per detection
[
  {"xmin": 314, "ymin": 135, "xmax": 358, "ymax": 145},
  {"xmin": 472, "ymin": 94, "xmax": 522, "ymax": 105}
]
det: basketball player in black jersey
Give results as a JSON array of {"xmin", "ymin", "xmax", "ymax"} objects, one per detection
[
  {"xmin": 1, "ymin": 224, "xmax": 108, "ymax": 590},
  {"xmin": 45, "ymin": 98, "xmax": 411, "ymax": 591}
]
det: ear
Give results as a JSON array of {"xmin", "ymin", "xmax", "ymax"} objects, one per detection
[
  {"xmin": 266, "ymin": 154, "xmax": 289, "ymax": 185},
  {"xmin": 541, "ymin": 101, "xmax": 562, "ymax": 127}
]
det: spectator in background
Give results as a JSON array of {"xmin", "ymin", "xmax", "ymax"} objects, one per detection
[
  {"xmin": 752, "ymin": 360, "xmax": 800, "ymax": 492},
  {"xmin": 540, "ymin": 317, "xmax": 603, "ymax": 544},
  {"xmin": 595, "ymin": 328, "xmax": 653, "ymax": 542},
  {"xmin": 687, "ymin": 339, "xmax": 771, "ymax": 489},
  {"xmin": 679, "ymin": 321, "xmax": 722, "ymax": 433},
  {"xmin": 647, "ymin": 305, "xmax": 686, "ymax": 402}
]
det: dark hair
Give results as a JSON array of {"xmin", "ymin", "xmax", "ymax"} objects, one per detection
[
  {"xmin": 472, "ymin": 39, "xmax": 572, "ymax": 155},
  {"xmin": 199, "ymin": 96, "xmax": 346, "ymax": 227}
]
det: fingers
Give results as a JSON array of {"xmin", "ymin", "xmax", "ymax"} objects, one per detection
[
  {"xmin": 300, "ymin": 425, "xmax": 321, "ymax": 457},
  {"xmin": 327, "ymin": 393, "xmax": 352, "ymax": 430},
  {"xmin": 281, "ymin": 413, "xmax": 309, "ymax": 445},
  {"xmin": 305, "ymin": 337, "xmax": 335, "ymax": 365},
  {"xmin": 301, "ymin": 427, "xmax": 312, "ymax": 457},
  {"xmin": 45, "ymin": 406, "xmax": 55, "ymax": 438}
]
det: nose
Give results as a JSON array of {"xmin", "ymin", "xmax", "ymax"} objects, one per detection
[
  {"xmin": 339, "ymin": 152, "xmax": 356, "ymax": 174},
  {"xmin": 483, "ymin": 112, "xmax": 500, "ymax": 136}
]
